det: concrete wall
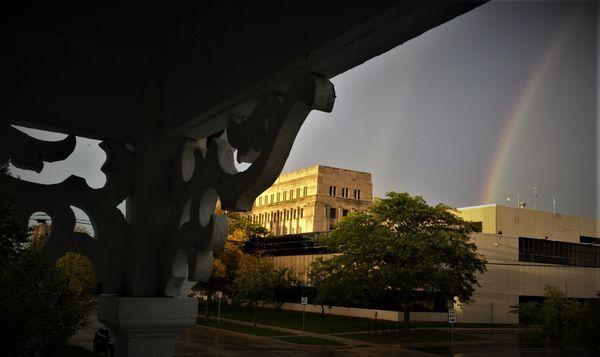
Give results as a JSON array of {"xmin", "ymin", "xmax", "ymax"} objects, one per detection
[
  {"xmin": 271, "ymin": 302, "xmax": 447, "ymax": 323},
  {"xmin": 457, "ymin": 204, "xmax": 600, "ymax": 243},
  {"xmin": 272, "ymin": 253, "xmax": 334, "ymax": 283},
  {"xmin": 459, "ymin": 233, "xmax": 600, "ymax": 324}
]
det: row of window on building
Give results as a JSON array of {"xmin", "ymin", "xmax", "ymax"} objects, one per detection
[
  {"xmin": 329, "ymin": 186, "xmax": 361, "ymax": 199},
  {"xmin": 256, "ymin": 186, "xmax": 309, "ymax": 206},
  {"xmin": 518, "ymin": 236, "xmax": 600, "ymax": 268},
  {"xmin": 252, "ymin": 207, "xmax": 305, "ymax": 225}
]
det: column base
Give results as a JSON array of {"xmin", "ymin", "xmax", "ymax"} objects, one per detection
[{"xmin": 97, "ymin": 295, "xmax": 197, "ymax": 357}]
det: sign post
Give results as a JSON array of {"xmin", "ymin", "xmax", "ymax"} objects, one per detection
[
  {"xmin": 216, "ymin": 291, "xmax": 223, "ymax": 328},
  {"xmin": 203, "ymin": 295, "xmax": 209, "ymax": 322},
  {"xmin": 301, "ymin": 296, "xmax": 308, "ymax": 339},
  {"xmin": 448, "ymin": 308, "xmax": 456, "ymax": 343}
]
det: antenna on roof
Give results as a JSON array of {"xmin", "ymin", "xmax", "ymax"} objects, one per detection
[
  {"xmin": 553, "ymin": 197, "xmax": 556, "ymax": 215},
  {"xmin": 506, "ymin": 196, "xmax": 512, "ymax": 206},
  {"xmin": 533, "ymin": 186, "xmax": 539, "ymax": 210}
]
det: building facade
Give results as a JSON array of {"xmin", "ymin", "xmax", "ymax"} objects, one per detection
[
  {"xmin": 454, "ymin": 204, "xmax": 600, "ymax": 324},
  {"xmin": 248, "ymin": 165, "xmax": 372, "ymax": 235},
  {"xmin": 268, "ymin": 203, "xmax": 600, "ymax": 324}
]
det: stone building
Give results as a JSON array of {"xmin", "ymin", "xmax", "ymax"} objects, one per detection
[{"xmin": 248, "ymin": 165, "xmax": 372, "ymax": 235}]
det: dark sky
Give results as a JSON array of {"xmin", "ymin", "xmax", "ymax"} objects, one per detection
[{"xmin": 11, "ymin": 0, "xmax": 599, "ymax": 220}]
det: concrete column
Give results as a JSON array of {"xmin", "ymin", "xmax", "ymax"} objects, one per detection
[{"xmin": 97, "ymin": 295, "xmax": 197, "ymax": 357}]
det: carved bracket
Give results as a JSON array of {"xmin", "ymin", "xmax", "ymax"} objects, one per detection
[
  {"xmin": 163, "ymin": 74, "xmax": 335, "ymax": 296},
  {"xmin": 0, "ymin": 73, "xmax": 335, "ymax": 297}
]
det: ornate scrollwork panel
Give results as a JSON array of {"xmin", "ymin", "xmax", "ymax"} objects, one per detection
[
  {"xmin": 163, "ymin": 74, "xmax": 335, "ymax": 296},
  {"xmin": 0, "ymin": 122, "xmax": 134, "ymax": 293}
]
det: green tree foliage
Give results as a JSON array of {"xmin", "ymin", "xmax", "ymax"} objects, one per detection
[
  {"xmin": 232, "ymin": 255, "xmax": 277, "ymax": 326},
  {"xmin": 55, "ymin": 252, "xmax": 99, "ymax": 296},
  {"xmin": 310, "ymin": 192, "xmax": 486, "ymax": 332},
  {"xmin": 273, "ymin": 267, "xmax": 300, "ymax": 316},
  {"xmin": 0, "ymin": 167, "xmax": 29, "ymax": 257},
  {"xmin": 511, "ymin": 285, "xmax": 600, "ymax": 352},
  {"xmin": 578, "ymin": 292, "xmax": 600, "ymax": 353},
  {"xmin": 227, "ymin": 213, "xmax": 269, "ymax": 242},
  {"xmin": 0, "ymin": 251, "xmax": 93, "ymax": 356},
  {"xmin": 0, "ymin": 192, "xmax": 91, "ymax": 355},
  {"xmin": 309, "ymin": 258, "xmax": 349, "ymax": 318}
]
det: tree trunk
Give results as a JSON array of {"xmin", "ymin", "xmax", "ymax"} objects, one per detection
[
  {"xmin": 403, "ymin": 308, "xmax": 410, "ymax": 334},
  {"xmin": 321, "ymin": 305, "xmax": 325, "ymax": 318},
  {"xmin": 253, "ymin": 302, "xmax": 258, "ymax": 327},
  {"xmin": 205, "ymin": 296, "xmax": 211, "ymax": 321}
]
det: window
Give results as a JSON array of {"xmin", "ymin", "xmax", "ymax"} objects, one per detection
[
  {"xmin": 340, "ymin": 188, "xmax": 348, "ymax": 198},
  {"xmin": 519, "ymin": 237, "xmax": 600, "ymax": 267},
  {"xmin": 303, "ymin": 186, "xmax": 308, "ymax": 196},
  {"xmin": 259, "ymin": 197, "xmax": 262, "ymax": 206},
  {"xmin": 333, "ymin": 186, "xmax": 336, "ymax": 196},
  {"xmin": 296, "ymin": 188, "xmax": 301, "ymax": 198},
  {"xmin": 357, "ymin": 189, "xmax": 361, "ymax": 200},
  {"xmin": 329, "ymin": 186, "xmax": 333, "ymax": 196},
  {"xmin": 471, "ymin": 221, "xmax": 483, "ymax": 233},
  {"xmin": 329, "ymin": 208, "xmax": 337, "ymax": 219},
  {"xmin": 283, "ymin": 191, "xmax": 287, "ymax": 201},
  {"xmin": 289, "ymin": 189, "xmax": 294, "ymax": 199},
  {"xmin": 300, "ymin": 208, "xmax": 304, "ymax": 218},
  {"xmin": 277, "ymin": 192, "xmax": 280, "ymax": 202},
  {"xmin": 270, "ymin": 194, "xmax": 274, "ymax": 203},
  {"xmin": 353, "ymin": 189, "xmax": 357, "ymax": 199},
  {"xmin": 581, "ymin": 236, "xmax": 600, "ymax": 245},
  {"xmin": 342, "ymin": 209, "xmax": 349, "ymax": 217}
]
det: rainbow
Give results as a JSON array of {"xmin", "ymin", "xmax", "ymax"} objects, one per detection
[{"xmin": 481, "ymin": 10, "xmax": 578, "ymax": 204}]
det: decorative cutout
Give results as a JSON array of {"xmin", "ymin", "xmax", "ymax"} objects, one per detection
[
  {"xmin": 0, "ymin": 125, "xmax": 134, "ymax": 294},
  {"xmin": 162, "ymin": 73, "xmax": 335, "ymax": 296},
  {"xmin": 0, "ymin": 73, "xmax": 334, "ymax": 298}
]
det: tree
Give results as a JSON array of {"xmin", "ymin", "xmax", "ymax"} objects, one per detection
[
  {"xmin": 231, "ymin": 254, "xmax": 277, "ymax": 326},
  {"xmin": 0, "ymin": 167, "xmax": 29, "ymax": 257},
  {"xmin": 309, "ymin": 258, "xmax": 350, "ymax": 318},
  {"xmin": 311, "ymin": 192, "xmax": 486, "ymax": 333},
  {"xmin": 578, "ymin": 292, "xmax": 600, "ymax": 353},
  {"xmin": 227, "ymin": 213, "xmax": 268, "ymax": 242},
  {"xmin": 0, "ymin": 187, "xmax": 91, "ymax": 355},
  {"xmin": 30, "ymin": 224, "xmax": 99, "ymax": 296},
  {"xmin": 511, "ymin": 286, "xmax": 585, "ymax": 345},
  {"xmin": 272, "ymin": 267, "xmax": 300, "ymax": 317}
]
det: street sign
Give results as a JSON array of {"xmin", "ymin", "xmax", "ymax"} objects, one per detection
[
  {"xmin": 448, "ymin": 308, "xmax": 456, "ymax": 324},
  {"xmin": 301, "ymin": 296, "xmax": 308, "ymax": 306},
  {"xmin": 216, "ymin": 291, "xmax": 223, "ymax": 299}
]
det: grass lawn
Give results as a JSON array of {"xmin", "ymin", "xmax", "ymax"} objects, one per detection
[
  {"xmin": 341, "ymin": 330, "xmax": 483, "ymax": 345},
  {"xmin": 204, "ymin": 305, "xmax": 372, "ymax": 334},
  {"xmin": 274, "ymin": 335, "xmax": 346, "ymax": 346},
  {"xmin": 200, "ymin": 318, "xmax": 289, "ymax": 337},
  {"xmin": 201, "ymin": 304, "xmax": 517, "ymax": 334},
  {"xmin": 200, "ymin": 316, "xmax": 346, "ymax": 346}
]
